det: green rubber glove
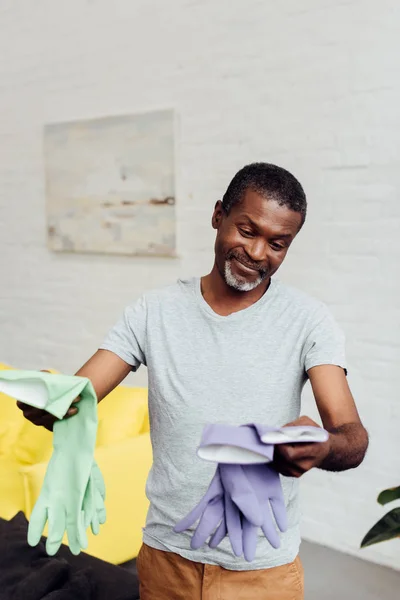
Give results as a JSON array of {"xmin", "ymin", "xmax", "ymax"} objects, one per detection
[
  {"xmin": 0, "ymin": 370, "xmax": 106, "ymax": 555},
  {"xmin": 82, "ymin": 459, "xmax": 106, "ymax": 536}
]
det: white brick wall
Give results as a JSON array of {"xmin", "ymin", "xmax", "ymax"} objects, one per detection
[{"xmin": 1, "ymin": 0, "xmax": 399, "ymax": 569}]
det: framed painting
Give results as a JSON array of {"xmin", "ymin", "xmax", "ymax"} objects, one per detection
[{"xmin": 44, "ymin": 109, "xmax": 176, "ymax": 256}]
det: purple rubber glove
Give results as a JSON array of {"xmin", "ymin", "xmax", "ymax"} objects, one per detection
[
  {"xmin": 209, "ymin": 462, "xmax": 287, "ymax": 561},
  {"xmin": 175, "ymin": 423, "xmax": 326, "ymax": 561},
  {"xmin": 250, "ymin": 424, "xmax": 329, "ymax": 445},
  {"xmin": 240, "ymin": 463, "xmax": 287, "ymax": 561},
  {"xmin": 197, "ymin": 424, "xmax": 274, "ymax": 464},
  {"xmin": 174, "ymin": 424, "xmax": 281, "ymax": 557},
  {"xmin": 209, "ymin": 464, "xmax": 244, "ymax": 557},
  {"xmin": 173, "ymin": 463, "xmax": 264, "ymax": 550},
  {"xmin": 173, "ymin": 466, "xmax": 224, "ymax": 549}
]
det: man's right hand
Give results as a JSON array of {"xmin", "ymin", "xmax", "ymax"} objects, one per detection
[
  {"xmin": 15, "ymin": 369, "xmax": 81, "ymax": 432},
  {"xmin": 15, "ymin": 350, "xmax": 132, "ymax": 431},
  {"xmin": 16, "ymin": 397, "xmax": 81, "ymax": 432}
]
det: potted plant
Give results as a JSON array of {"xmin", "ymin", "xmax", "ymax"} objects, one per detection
[{"xmin": 361, "ymin": 486, "xmax": 400, "ymax": 547}]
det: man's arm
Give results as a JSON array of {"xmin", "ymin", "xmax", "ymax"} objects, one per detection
[
  {"xmin": 273, "ymin": 365, "xmax": 369, "ymax": 477},
  {"xmin": 308, "ymin": 364, "xmax": 369, "ymax": 470},
  {"xmin": 75, "ymin": 349, "xmax": 132, "ymax": 402},
  {"xmin": 16, "ymin": 349, "xmax": 132, "ymax": 430}
]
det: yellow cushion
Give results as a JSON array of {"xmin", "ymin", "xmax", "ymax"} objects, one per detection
[
  {"xmin": 0, "ymin": 394, "xmax": 24, "ymax": 457},
  {"xmin": 97, "ymin": 386, "xmax": 148, "ymax": 447},
  {"xmin": 0, "ymin": 456, "xmax": 26, "ymax": 520},
  {"xmin": 0, "ymin": 365, "xmax": 25, "ymax": 458},
  {"xmin": 141, "ymin": 411, "xmax": 150, "ymax": 434},
  {"xmin": 0, "ymin": 363, "xmax": 53, "ymax": 464},
  {"xmin": 0, "ymin": 363, "xmax": 13, "ymax": 371},
  {"xmin": 0, "ymin": 389, "xmax": 21, "ymax": 423},
  {"xmin": 13, "ymin": 420, "xmax": 53, "ymax": 465}
]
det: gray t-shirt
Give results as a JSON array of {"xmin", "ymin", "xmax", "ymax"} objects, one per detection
[{"xmin": 100, "ymin": 276, "xmax": 346, "ymax": 571}]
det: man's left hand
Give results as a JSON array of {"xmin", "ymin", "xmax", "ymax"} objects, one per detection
[{"xmin": 272, "ymin": 416, "xmax": 331, "ymax": 478}]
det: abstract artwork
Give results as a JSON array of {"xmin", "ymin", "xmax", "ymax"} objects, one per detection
[{"xmin": 44, "ymin": 109, "xmax": 176, "ymax": 256}]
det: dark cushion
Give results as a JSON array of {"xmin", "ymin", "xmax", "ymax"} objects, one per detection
[{"xmin": 0, "ymin": 512, "xmax": 140, "ymax": 600}]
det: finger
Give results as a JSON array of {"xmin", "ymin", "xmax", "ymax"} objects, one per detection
[
  {"xmin": 85, "ymin": 474, "xmax": 107, "ymax": 529},
  {"xmin": 83, "ymin": 480, "xmax": 96, "ymax": 529},
  {"xmin": 273, "ymin": 451, "xmax": 308, "ymax": 478},
  {"xmin": 66, "ymin": 518, "xmax": 80, "ymax": 555},
  {"xmin": 78, "ymin": 510, "xmax": 89, "ymax": 550},
  {"xmin": 92, "ymin": 462, "xmax": 106, "ymax": 500},
  {"xmin": 269, "ymin": 495, "xmax": 288, "ymax": 533},
  {"xmin": 30, "ymin": 416, "xmax": 57, "ymax": 432},
  {"xmin": 260, "ymin": 515, "xmax": 281, "ymax": 549},
  {"xmin": 274, "ymin": 463, "xmax": 304, "ymax": 478},
  {"xmin": 174, "ymin": 493, "xmax": 217, "ymax": 533},
  {"xmin": 66, "ymin": 510, "xmax": 86, "ymax": 555},
  {"xmin": 220, "ymin": 464, "xmax": 263, "ymax": 527},
  {"xmin": 242, "ymin": 518, "xmax": 259, "ymax": 562},
  {"xmin": 174, "ymin": 470, "xmax": 223, "ymax": 533},
  {"xmin": 209, "ymin": 518, "xmax": 227, "ymax": 548},
  {"xmin": 82, "ymin": 475, "xmax": 97, "ymax": 530},
  {"xmin": 224, "ymin": 492, "xmax": 243, "ymax": 556},
  {"xmin": 191, "ymin": 497, "xmax": 224, "ymax": 550},
  {"xmin": 91, "ymin": 508, "xmax": 100, "ymax": 536},
  {"xmin": 84, "ymin": 511, "xmax": 91, "ymax": 529},
  {"xmin": 46, "ymin": 506, "xmax": 66, "ymax": 556},
  {"xmin": 15, "ymin": 403, "xmax": 56, "ymax": 429},
  {"xmin": 65, "ymin": 407, "xmax": 79, "ymax": 418},
  {"xmin": 95, "ymin": 488, "xmax": 107, "ymax": 526},
  {"xmin": 97, "ymin": 505, "xmax": 107, "ymax": 525},
  {"xmin": 27, "ymin": 502, "xmax": 48, "ymax": 547},
  {"xmin": 16, "ymin": 403, "xmax": 47, "ymax": 420},
  {"xmin": 33, "ymin": 414, "xmax": 57, "ymax": 427},
  {"xmin": 42, "ymin": 421, "xmax": 55, "ymax": 432},
  {"xmin": 277, "ymin": 443, "xmax": 317, "ymax": 462}
]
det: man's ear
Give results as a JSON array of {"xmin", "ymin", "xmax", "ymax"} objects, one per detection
[{"xmin": 212, "ymin": 200, "xmax": 224, "ymax": 230}]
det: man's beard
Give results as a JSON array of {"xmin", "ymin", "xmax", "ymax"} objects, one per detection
[{"xmin": 223, "ymin": 254, "xmax": 268, "ymax": 292}]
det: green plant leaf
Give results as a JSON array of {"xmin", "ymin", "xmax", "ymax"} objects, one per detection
[
  {"xmin": 377, "ymin": 486, "xmax": 400, "ymax": 506},
  {"xmin": 361, "ymin": 507, "xmax": 400, "ymax": 548}
]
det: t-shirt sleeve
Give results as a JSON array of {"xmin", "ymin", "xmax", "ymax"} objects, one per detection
[
  {"xmin": 99, "ymin": 295, "xmax": 147, "ymax": 371},
  {"xmin": 303, "ymin": 304, "xmax": 347, "ymax": 375}
]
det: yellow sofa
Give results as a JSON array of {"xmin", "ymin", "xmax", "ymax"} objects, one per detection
[{"xmin": 0, "ymin": 362, "xmax": 152, "ymax": 565}]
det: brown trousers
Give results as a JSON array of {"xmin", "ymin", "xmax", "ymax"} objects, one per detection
[{"xmin": 137, "ymin": 543, "xmax": 304, "ymax": 600}]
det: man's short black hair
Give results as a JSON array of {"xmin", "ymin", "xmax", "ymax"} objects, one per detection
[{"xmin": 222, "ymin": 162, "xmax": 307, "ymax": 229}]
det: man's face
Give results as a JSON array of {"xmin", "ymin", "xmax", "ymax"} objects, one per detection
[{"xmin": 212, "ymin": 189, "xmax": 303, "ymax": 292}]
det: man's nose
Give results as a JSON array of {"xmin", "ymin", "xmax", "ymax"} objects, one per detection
[{"xmin": 246, "ymin": 239, "xmax": 268, "ymax": 263}]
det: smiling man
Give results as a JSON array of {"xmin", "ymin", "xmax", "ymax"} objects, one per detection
[{"xmin": 18, "ymin": 162, "xmax": 368, "ymax": 600}]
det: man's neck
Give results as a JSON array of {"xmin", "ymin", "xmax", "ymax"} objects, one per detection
[{"xmin": 200, "ymin": 266, "xmax": 270, "ymax": 317}]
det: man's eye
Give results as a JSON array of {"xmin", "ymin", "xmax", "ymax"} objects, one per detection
[
  {"xmin": 270, "ymin": 242, "xmax": 285, "ymax": 250},
  {"xmin": 239, "ymin": 229, "xmax": 254, "ymax": 237}
]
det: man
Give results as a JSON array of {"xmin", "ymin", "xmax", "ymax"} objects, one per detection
[{"xmin": 18, "ymin": 163, "xmax": 369, "ymax": 600}]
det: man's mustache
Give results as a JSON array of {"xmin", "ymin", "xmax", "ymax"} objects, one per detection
[{"xmin": 227, "ymin": 251, "xmax": 266, "ymax": 274}]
